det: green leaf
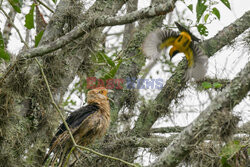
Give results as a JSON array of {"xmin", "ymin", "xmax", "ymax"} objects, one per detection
[
  {"xmin": 0, "ymin": 48, "xmax": 10, "ymax": 61},
  {"xmin": 8, "ymin": 0, "xmax": 21, "ymax": 13},
  {"xmin": 197, "ymin": 24, "xmax": 208, "ymax": 36},
  {"xmin": 220, "ymin": 0, "xmax": 231, "ymax": 10},
  {"xmin": 187, "ymin": 4, "xmax": 193, "ymax": 12},
  {"xmin": 24, "ymin": 4, "xmax": 35, "ymax": 29},
  {"xmin": 52, "ymin": 0, "xmax": 57, "ymax": 3},
  {"xmin": 204, "ymin": 13, "xmax": 209, "ymax": 22},
  {"xmin": 202, "ymin": 82, "xmax": 212, "ymax": 89},
  {"xmin": 0, "ymin": 32, "xmax": 10, "ymax": 61},
  {"xmin": 102, "ymin": 53, "xmax": 115, "ymax": 67},
  {"xmin": 196, "ymin": 0, "xmax": 208, "ymax": 23},
  {"xmin": 0, "ymin": 32, "xmax": 5, "ymax": 49},
  {"xmin": 134, "ymin": 163, "xmax": 142, "ymax": 167},
  {"xmin": 103, "ymin": 59, "xmax": 122, "ymax": 80},
  {"xmin": 212, "ymin": 7, "xmax": 220, "ymax": 20},
  {"xmin": 95, "ymin": 52, "xmax": 115, "ymax": 67},
  {"xmin": 35, "ymin": 30, "xmax": 44, "ymax": 47},
  {"xmin": 220, "ymin": 141, "xmax": 242, "ymax": 159},
  {"xmin": 221, "ymin": 157, "xmax": 231, "ymax": 167},
  {"xmin": 213, "ymin": 82, "xmax": 222, "ymax": 88}
]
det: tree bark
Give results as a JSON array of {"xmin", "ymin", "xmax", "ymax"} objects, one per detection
[{"xmin": 151, "ymin": 61, "xmax": 250, "ymax": 167}]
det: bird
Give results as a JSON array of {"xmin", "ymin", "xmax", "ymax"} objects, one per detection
[
  {"xmin": 43, "ymin": 87, "xmax": 111, "ymax": 166},
  {"xmin": 142, "ymin": 22, "xmax": 208, "ymax": 81}
]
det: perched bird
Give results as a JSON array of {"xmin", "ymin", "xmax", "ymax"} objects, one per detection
[
  {"xmin": 43, "ymin": 87, "xmax": 111, "ymax": 166},
  {"xmin": 142, "ymin": 22, "xmax": 208, "ymax": 81}
]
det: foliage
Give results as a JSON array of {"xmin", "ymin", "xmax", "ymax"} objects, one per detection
[
  {"xmin": 0, "ymin": 0, "xmax": 248, "ymax": 167},
  {"xmin": 185, "ymin": 0, "xmax": 231, "ymax": 36},
  {"xmin": 0, "ymin": 32, "xmax": 10, "ymax": 62},
  {"xmin": 35, "ymin": 30, "xmax": 44, "ymax": 47},
  {"xmin": 25, "ymin": 3, "xmax": 35, "ymax": 29},
  {"xmin": 91, "ymin": 51, "xmax": 123, "ymax": 80},
  {"xmin": 201, "ymin": 81, "xmax": 222, "ymax": 90},
  {"xmin": 220, "ymin": 140, "xmax": 248, "ymax": 167},
  {"xmin": 8, "ymin": 0, "xmax": 22, "ymax": 13},
  {"xmin": 63, "ymin": 51, "xmax": 123, "ymax": 108}
]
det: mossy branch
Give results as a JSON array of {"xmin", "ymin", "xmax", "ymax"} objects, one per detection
[
  {"xmin": 35, "ymin": 58, "xmax": 138, "ymax": 167},
  {"xmin": 151, "ymin": 61, "xmax": 250, "ymax": 167},
  {"xmin": 19, "ymin": 1, "xmax": 176, "ymax": 59},
  {"xmin": 36, "ymin": 0, "xmax": 54, "ymax": 13}
]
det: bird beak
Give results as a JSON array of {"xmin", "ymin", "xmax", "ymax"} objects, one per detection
[
  {"xmin": 107, "ymin": 89, "xmax": 114, "ymax": 103},
  {"xmin": 108, "ymin": 89, "xmax": 114, "ymax": 93},
  {"xmin": 170, "ymin": 50, "xmax": 179, "ymax": 61}
]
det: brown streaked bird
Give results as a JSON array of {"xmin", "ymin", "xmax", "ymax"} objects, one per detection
[{"xmin": 43, "ymin": 87, "xmax": 111, "ymax": 166}]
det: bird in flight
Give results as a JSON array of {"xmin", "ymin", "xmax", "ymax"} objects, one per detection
[
  {"xmin": 43, "ymin": 87, "xmax": 111, "ymax": 166},
  {"xmin": 142, "ymin": 22, "xmax": 208, "ymax": 81}
]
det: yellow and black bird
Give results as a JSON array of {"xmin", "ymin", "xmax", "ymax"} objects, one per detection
[
  {"xmin": 43, "ymin": 87, "xmax": 111, "ymax": 166},
  {"xmin": 143, "ymin": 22, "xmax": 208, "ymax": 81}
]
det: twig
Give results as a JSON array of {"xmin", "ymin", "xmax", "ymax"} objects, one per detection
[
  {"xmin": 34, "ymin": 58, "xmax": 77, "ymax": 146},
  {"xmin": 19, "ymin": 2, "xmax": 177, "ymax": 59},
  {"xmin": 0, "ymin": 7, "xmax": 29, "ymax": 86},
  {"xmin": 64, "ymin": 146, "xmax": 76, "ymax": 167},
  {"xmin": 76, "ymin": 146, "xmax": 139, "ymax": 167},
  {"xmin": 35, "ymin": 58, "xmax": 138, "ymax": 167},
  {"xmin": 36, "ymin": 0, "xmax": 54, "ymax": 13},
  {"xmin": 0, "ymin": 6, "xmax": 29, "ymax": 48}
]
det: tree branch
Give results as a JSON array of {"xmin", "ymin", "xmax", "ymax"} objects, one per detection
[
  {"xmin": 202, "ymin": 10, "xmax": 250, "ymax": 57},
  {"xmin": 151, "ymin": 61, "xmax": 250, "ymax": 167},
  {"xmin": 36, "ymin": 0, "xmax": 54, "ymax": 13},
  {"xmin": 19, "ymin": 2, "xmax": 176, "ymax": 59},
  {"xmin": 104, "ymin": 136, "xmax": 174, "ymax": 152},
  {"xmin": 0, "ymin": 6, "xmax": 28, "ymax": 48},
  {"xmin": 150, "ymin": 126, "xmax": 184, "ymax": 133},
  {"xmin": 132, "ymin": 10, "xmax": 250, "ymax": 136},
  {"xmin": 2, "ymin": 5, "xmax": 16, "ymax": 46},
  {"xmin": 150, "ymin": 123, "xmax": 250, "ymax": 134},
  {"xmin": 0, "ymin": 1, "xmax": 128, "ymax": 166},
  {"xmin": 36, "ymin": 58, "xmax": 137, "ymax": 167}
]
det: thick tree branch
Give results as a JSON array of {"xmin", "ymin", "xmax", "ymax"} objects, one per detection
[
  {"xmin": 122, "ymin": 0, "xmax": 138, "ymax": 49},
  {"xmin": 93, "ymin": 1, "xmax": 175, "ymax": 166},
  {"xmin": 132, "ymin": 10, "xmax": 250, "ymax": 136},
  {"xmin": 36, "ymin": 58, "xmax": 137, "ymax": 167},
  {"xmin": 202, "ymin": 10, "xmax": 250, "ymax": 57},
  {"xmin": 150, "ymin": 126, "xmax": 184, "ymax": 133},
  {"xmin": 0, "ymin": 1, "xmax": 127, "ymax": 166},
  {"xmin": 150, "ymin": 123, "xmax": 250, "ymax": 134},
  {"xmin": 104, "ymin": 136, "xmax": 174, "ymax": 151},
  {"xmin": 19, "ymin": 2, "xmax": 175, "ymax": 59},
  {"xmin": 151, "ymin": 61, "xmax": 250, "ymax": 167},
  {"xmin": 105, "ymin": 121, "xmax": 250, "ymax": 151},
  {"xmin": 2, "ymin": 5, "xmax": 16, "ymax": 46}
]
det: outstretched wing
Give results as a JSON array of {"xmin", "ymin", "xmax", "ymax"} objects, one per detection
[
  {"xmin": 185, "ymin": 43, "xmax": 208, "ymax": 81},
  {"xmin": 142, "ymin": 29, "xmax": 179, "ymax": 60}
]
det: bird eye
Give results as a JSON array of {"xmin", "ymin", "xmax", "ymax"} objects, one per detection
[{"xmin": 99, "ymin": 90, "xmax": 104, "ymax": 94}]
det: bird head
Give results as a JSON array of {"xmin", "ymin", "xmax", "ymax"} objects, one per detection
[
  {"xmin": 169, "ymin": 31, "xmax": 192, "ymax": 61},
  {"xmin": 175, "ymin": 22, "xmax": 200, "ymax": 42},
  {"xmin": 87, "ymin": 87, "xmax": 113, "ymax": 104}
]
